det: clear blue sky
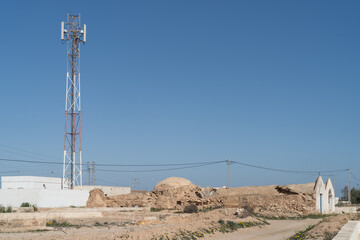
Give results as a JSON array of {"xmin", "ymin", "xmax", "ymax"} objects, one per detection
[{"xmin": 0, "ymin": 1, "xmax": 359, "ymax": 194}]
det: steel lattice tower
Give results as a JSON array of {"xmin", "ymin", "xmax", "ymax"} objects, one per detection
[{"xmin": 61, "ymin": 14, "xmax": 86, "ymax": 189}]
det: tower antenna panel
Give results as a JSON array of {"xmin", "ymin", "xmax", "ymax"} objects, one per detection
[
  {"xmin": 83, "ymin": 24, "xmax": 86, "ymax": 43},
  {"xmin": 61, "ymin": 22, "xmax": 65, "ymax": 40}
]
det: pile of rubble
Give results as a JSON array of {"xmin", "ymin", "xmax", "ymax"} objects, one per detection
[
  {"xmin": 87, "ymin": 177, "xmax": 217, "ymax": 209},
  {"xmin": 208, "ymin": 184, "xmax": 316, "ymax": 216},
  {"xmin": 86, "ymin": 177, "xmax": 316, "ymax": 216}
]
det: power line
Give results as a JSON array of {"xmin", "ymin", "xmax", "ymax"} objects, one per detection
[
  {"xmin": 95, "ymin": 162, "xmax": 223, "ymax": 173},
  {"xmin": 232, "ymin": 160, "xmax": 348, "ymax": 174},
  {"xmin": 350, "ymin": 172, "xmax": 360, "ymax": 182},
  {"xmin": 96, "ymin": 177, "xmax": 123, "ymax": 186},
  {"xmin": 0, "ymin": 157, "xmax": 349, "ymax": 175},
  {"xmin": 0, "ymin": 158, "xmax": 62, "ymax": 165},
  {"xmin": 95, "ymin": 160, "xmax": 227, "ymax": 167},
  {"xmin": 0, "ymin": 171, "xmax": 21, "ymax": 174},
  {"xmin": 0, "ymin": 158, "xmax": 226, "ymax": 167},
  {"xmin": 0, "ymin": 143, "xmax": 59, "ymax": 160}
]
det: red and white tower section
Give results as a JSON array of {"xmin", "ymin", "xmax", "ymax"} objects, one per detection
[{"xmin": 61, "ymin": 14, "xmax": 86, "ymax": 189}]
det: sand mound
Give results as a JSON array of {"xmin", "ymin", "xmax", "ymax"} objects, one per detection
[{"xmin": 86, "ymin": 188, "xmax": 107, "ymax": 208}]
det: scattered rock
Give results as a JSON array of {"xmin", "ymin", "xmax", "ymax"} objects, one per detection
[
  {"xmin": 86, "ymin": 189, "xmax": 107, "ymax": 208},
  {"xmin": 275, "ymin": 185, "xmax": 299, "ymax": 195},
  {"xmin": 201, "ymin": 186, "xmax": 217, "ymax": 198},
  {"xmin": 235, "ymin": 208, "xmax": 252, "ymax": 218},
  {"xmin": 183, "ymin": 204, "xmax": 198, "ymax": 213}
]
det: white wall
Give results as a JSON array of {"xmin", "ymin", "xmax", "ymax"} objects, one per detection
[
  {"xmin": 1, "ymin": 176, "xmax": 62, "ymax": 190},
  {"xmin": 0, "ymin": 189, "xmax": 89, "ymax": 207},
  {"xmin": 74, "ymin": 185, "xmax": 131, "ymax": 196}
]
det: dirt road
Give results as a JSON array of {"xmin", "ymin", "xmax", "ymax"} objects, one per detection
[
  {"xmin": 204, "ymin": 219, "xmax": 322, "ymax": 240},
  {"xmin": 0, "ymin": 218, "xmax": 322, "ymax": 240}
]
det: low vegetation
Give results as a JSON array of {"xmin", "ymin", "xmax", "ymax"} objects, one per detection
[
  {"xmin": 20, "ymin": 202, "xmax": 30, "ymax": 207},
  {"xmin": 46, "ymin": 220, "xmax": 77, "ymax": 228},
  {"xmin": 20, "ymin": 202, "xmax": 38, "ymax": 211},
  {"xmin": 145, "ymin": 219, "xmax": 269, "ymax": 240},
  {"xmin": 254, "ymin": 213, "xmax": 331, "ymax": 220},
  {"xmin": 0, "ymin": 205, "xmax": 13, "ymax": 213},
  {"xmin": 29, "ymin": 229, "xmax": 50, "ymax": 233},
  {"xmin": 150, "ymin": 207, "xmax": 164, "ymax": 212},
  {"xmin": 288, "ymin": 225, "xmax": 315, "ymax": 240}
]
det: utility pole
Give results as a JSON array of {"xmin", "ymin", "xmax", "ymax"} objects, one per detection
[
  {"xmin": 92, "ymin": 161, "xmax": 96, "ymax": 185},
  {"xmin": 61, "ymin": 14, "xmax": 87, "ymax": 189},
  {"xmin": 227, "ymin": 158, "xmax": 231, "ymax": 188},
  {"xmin": 348, "ymin": 168, "xmax": 351, "ymax": 204},
  {"xmin": 86, "ymin": 161, "xmax": 90, "ymax": 185},
  {"xmin": 132, "ymin": 177, "xmax": 140, "ymax": 190}
]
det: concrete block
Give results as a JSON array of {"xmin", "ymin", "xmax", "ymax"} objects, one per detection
[{"xmin": 333, "ymin": 221, "xmax": 359, "ymax": 240}]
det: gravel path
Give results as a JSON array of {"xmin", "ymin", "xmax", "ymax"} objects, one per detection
[{"xmin": 203, "ymin": 219, "xmax": 322, "ymax": 240}]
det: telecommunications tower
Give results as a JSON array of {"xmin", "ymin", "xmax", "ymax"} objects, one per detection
[{"xmin": 61, "ymin": 14, "xmax": 86, "ymax": 189}]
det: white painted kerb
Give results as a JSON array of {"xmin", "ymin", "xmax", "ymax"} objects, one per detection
[{"xmin": 333, "ymin": 221, "xmax": 359, "ymax": 240}]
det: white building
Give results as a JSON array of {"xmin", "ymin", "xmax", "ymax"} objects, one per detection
[
  {"xmin": 0, "ymin": 176, "xmax": 130, "ymax": 208},
  {"xmin": 1, "ymin": 176, "xmax": 62, "ymax": 190},
  {"xmin": 314, "ymin": 176, "xmax": 335, "ymax": 214}
]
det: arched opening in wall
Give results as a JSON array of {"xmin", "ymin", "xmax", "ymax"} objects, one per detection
[
  {"xmin": 328, "ymin": 189, "xmax": 333, "ymax": 212},
  {"xmin": 320, "ymin": 193, "xmax": 323, "ymax": 214}
]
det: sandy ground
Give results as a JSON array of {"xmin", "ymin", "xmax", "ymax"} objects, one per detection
[
  {"xmin": 203, "ymin": 219, "xmax": 322, "ymax": 240},
  {"xmin": 0, "ymin": 218, "xmax": 322, "ymax": 240},
  {"xmin": 1, "ymin": 207, "xmax": 343, "ymax": 240},
  {"xmin": 0, "ymin": 205, "xmax": 353, "ymax": 240}
]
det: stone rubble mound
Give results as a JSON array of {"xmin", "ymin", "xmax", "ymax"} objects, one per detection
[{"xmin": 86, "ymin": 177, "xmax": 317, "ymax": 217}]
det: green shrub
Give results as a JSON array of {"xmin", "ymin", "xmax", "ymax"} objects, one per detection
[
  {"xmin": 46, "ymin": 220, "xmax": 74, "ymax": 228},
  {"xmin": 20, "ymin": 202, "xmax": 30, "ymax": 207},
  {"xmin": 288, "ymin": 225, "xmax": 315, "ymax": 240},
  {"xmin": 150, "ymin": 207, "xmax": 163, "ymax": 212},
  {"xmin": 32, "ymin": 205, "xmax": 38, "ymax": 211}
]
